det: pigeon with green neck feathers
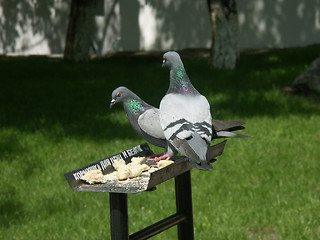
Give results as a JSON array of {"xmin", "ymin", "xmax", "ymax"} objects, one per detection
[
  {"xmin": 160, "ymin": 51, "xmax": 215, "ymax": 170},
  {"xmin": 110, "ymin": 86, "xmax": 177, "ymax": 160}
]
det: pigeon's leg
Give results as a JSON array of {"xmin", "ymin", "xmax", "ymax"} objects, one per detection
[
  {"xmin": 147, "ymin": 150, "xmax": 161, "ymax": 164},
  {"xmin": 147, "ymin": 153, "xmax": 170, "ymax": 162},
  {"xmin": 156, "ymin": 153, "xmax": 171, "ymax": 161},
  {"xmin": 148, "ymin": 150, "xmax": 167, "ymax": 158}
]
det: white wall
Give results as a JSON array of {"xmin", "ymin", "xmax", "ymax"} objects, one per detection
[
  {"xmin": 0, "ymin": 0, "xmax": 70, "ymax": 55},
  {"xmin": 238, "ymin": 0, "xmax": 320, "ymax": 49},
  {"xmin": 0, "ymin": 0, "xmax": 319, "ymax": 55}
]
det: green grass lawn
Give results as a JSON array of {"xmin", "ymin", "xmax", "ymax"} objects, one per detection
[{"xmin": 1, "ymin": 45, "xmax": 320, "ymax": 239}]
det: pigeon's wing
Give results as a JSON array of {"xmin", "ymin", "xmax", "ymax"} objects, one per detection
[
  {"xmin": 212, "ymin": 120, "xmax": 245, "ymax": 132},
  {"xmin": 212, "ymin": 120, "xmax": 253, "ymax": 138},
  {"xmin": 160, "ymin": 93, "xmax": 212, "ymax": 142},
  {"xmin": 138, "ymin": 108, "xmax": 166, "ymax": 140}
]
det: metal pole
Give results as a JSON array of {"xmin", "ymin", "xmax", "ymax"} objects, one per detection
[
  {"xmin": 129, "ymin": 212, "xmax": 185, "ymax": 240},
  {"xmin": 109, "ymin": 192, "xmax": 129, "ymax": 240},
  {"xmin": 175, "ymin": 170, "xmax": 194, "ymax": 240}
]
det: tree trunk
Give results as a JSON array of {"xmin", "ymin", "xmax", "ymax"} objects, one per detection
[
  {"xmin": 64, "ymin": 0, "xmax": 96, "ymax": 61},
  {"xmin": 207, "ymin": 0, "xmax": 239, "ymax": 69}
]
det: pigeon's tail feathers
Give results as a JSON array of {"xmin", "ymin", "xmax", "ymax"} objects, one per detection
[
  {"xmin": 189, "ymin": 139, "xmax": 227, "ymax": 169},
  {"xmin": 216, "ymin": 131, "xmax": 253, "ymax": 138},
  {"xmin": 189, "ymin": 159, "xmax": 213, "ymax": 170},
  {"xmin": 212, "ymin": 120, "xmax": 246, "ymax": 132},
  {"xmin": 207, "ymin": 140, "xmax": 227, "ymax": 160},
  {"xmin": 173, "ymin": 132, "xmax": 213, "ymax": 170}
]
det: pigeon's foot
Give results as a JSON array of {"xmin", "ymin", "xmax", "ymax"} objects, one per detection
[{"xmin": 147, "ymin": 153, "xmax": 170, "ymax": 162}]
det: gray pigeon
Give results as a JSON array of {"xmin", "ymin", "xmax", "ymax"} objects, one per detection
[
  {"xmin": 160, "ymin": 51, "xmax": 215, "ymax": 170},
  {"xmin": 110, "ymin": 87, "xmax": 251, "ymax": 163},
  {"xmin": 110, "ymin": 86, "xmax": 177, "ymax": 159}
]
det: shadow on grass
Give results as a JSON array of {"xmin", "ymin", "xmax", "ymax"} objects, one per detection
[
  {"xmin": 0, "ymin": 132, "xmax": 46, "ymax": 180},
  {"xmin": 0, "ymin": 134, "xmax": 25, "ymax": 160},
  {"xmin": 0, "ymin": 187, "xmax": 25, "ymax": 229},
  {"xmin": 0, "ymin": 45, "xmax": 320, "ymax": 142}
]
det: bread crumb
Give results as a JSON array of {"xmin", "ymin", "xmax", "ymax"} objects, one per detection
[
  {"xmin": 129, "ymin": 167, "xmax": 143, "ymax": 178},
  {"xmin": 140, "ymin": 164, "xmax": 150, "ymax": 171},
  {"xmin": 131, "ymin": 157, "xmax": 147, "ymax": 165},
  {"xmin": 80, "ymin": 157, "xmax": 174, "ymax": 184},
  {"xmin": 148, "ymin": 167, "xmax": 158, "ymax": 173},
  {"xmin": 116, "ymin": 157, "xmax": 150, "ymax": 181},
  {"xmin": 157, "ymin": 160, "xmax": 174, "ymax": 169},
  {"xmin": 80, "ymin": 169, "xmax": 107, "ymax": 184},
  {"xmin": 113, "ymin": 159, "xmax": 126, "ymax": 170},
  {"xmin": 116, "ymin": 168, "xmax": 131, "ymax": 180}
]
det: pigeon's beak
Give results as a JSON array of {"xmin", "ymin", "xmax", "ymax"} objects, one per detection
[{"xmin": 110, "ymin": 99, "xmax": 116, "ymax": 109}]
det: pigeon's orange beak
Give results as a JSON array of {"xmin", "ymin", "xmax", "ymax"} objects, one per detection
[{"xmin": 110, "ymin": 99, "xmax": 116, "ymax": 109}]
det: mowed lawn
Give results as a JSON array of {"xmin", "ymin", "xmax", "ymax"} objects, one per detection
[{"xmin": 0, "ymin": 45, "xmax": 320, "ymax": 239}]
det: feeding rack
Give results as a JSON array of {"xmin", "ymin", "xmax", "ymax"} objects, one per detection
[{"xmin": 64, "ymin": 142, "xmax": 226, "ymax": 239}]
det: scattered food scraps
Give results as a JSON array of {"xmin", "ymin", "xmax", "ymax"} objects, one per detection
[
  {"xmin": 157, "ymin": 160, "xmax": 174, "ymax": 169},
  {"xmin": 116, "ymin": 157, "xmax": 150, "ymax": 180},
  {"xmin": 81, "ymin": 157, "xmax": 174, "ymax": 184},
  {"xmin": 80, "ymin": 169, "xmax": 107, "ymax": 184}
]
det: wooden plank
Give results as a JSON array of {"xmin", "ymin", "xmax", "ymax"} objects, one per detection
[
  {"xmin": 74, "ymin": 172, "xmax": 151, "ymax": 194},
  {"xmin": 64, "ymin": 143, "xmax": 153, "ymax": 192},
  {"xmin": 71, "ymin": 156, "xmax": 190, "ymax": 194},
  {"xmin": 64, "ymin": 141, "xmax": 225, "ymax": 194},
  {"xmin": 147, "ymin": 157, "xmax": 191, "ymax": 189}
]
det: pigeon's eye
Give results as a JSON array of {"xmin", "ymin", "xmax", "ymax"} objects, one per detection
[
  {"xmin": 117, "ymin": 92, "xmax": 121, "ymax": 97},
  {"xmin": 163, "ymin": 58, "xmax": 167, "ymax": 64}
]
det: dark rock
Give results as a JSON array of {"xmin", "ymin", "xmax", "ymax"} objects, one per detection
[{"xmin": 293, "ymin": 57, "xmax": 320, "ymax": 95}]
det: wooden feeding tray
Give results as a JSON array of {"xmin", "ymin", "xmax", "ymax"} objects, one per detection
[
  {"xmin": 64, "ymin": 143, "xmax": 192, "ymax": 194},
  {"xmin": 64, "ymin": 141, "xmax": 226, "ymax": 194},
  {"xmin": 64, "ymin": 141, "xmax": 226, "ymax": 240}
]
